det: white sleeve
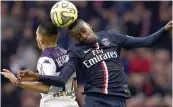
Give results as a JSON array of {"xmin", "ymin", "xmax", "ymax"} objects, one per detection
[
  {"xmin": 37, "ymin": 57, "xmax": 56, "ymax": 75},
  {"xmin": 37, "ymin": 57, "xmax": 64, "ymax": 94}
]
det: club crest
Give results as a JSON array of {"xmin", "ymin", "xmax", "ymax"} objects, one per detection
[{"xmin": 101, "ymin": 38, "xmax": 110, "ymax": 46}]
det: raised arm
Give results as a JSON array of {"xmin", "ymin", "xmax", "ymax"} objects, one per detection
[
  {"xmin": 110, "ymin": 21, "xmax": 172, "ymax": 49},
  {"xmin": 123, "ymin": 27, "xmax": 169, "ymax": 48}
]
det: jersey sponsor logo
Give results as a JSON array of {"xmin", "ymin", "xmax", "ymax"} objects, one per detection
[
  {"xmin": 101, "ymin": 38, "xmax": 110, "ymax": 46},
  {"xmin": 83, "ymin": 49, "xmax": 118, "ymax": 68},
  {"xmin": 55, "ymin": 54, "xmax": 69, "ymax": 67},
  {"xmin": 84, "ymin": 49, "xmax": 92, "ymax": 53},
  {"xmin": 53, "ymin": 91, "xmax": 75, "ymax": 98},
  {"xmin": 54, "ymin": 72, "xmax": 60, "ymax": 76}
]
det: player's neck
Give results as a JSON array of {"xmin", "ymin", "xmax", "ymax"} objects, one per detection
[{"xmin": 42, "ymin": 44, "xmax": 57, "ymax": 51}]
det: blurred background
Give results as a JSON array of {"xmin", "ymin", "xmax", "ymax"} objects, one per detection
[{"xmin": 1, "ymin": 1, "xmax": 172, "ymax": 107}]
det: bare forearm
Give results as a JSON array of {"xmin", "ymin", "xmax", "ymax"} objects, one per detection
[{"xmin": 17, "ymin": 81, "xmax": 49, "ymax": 94}]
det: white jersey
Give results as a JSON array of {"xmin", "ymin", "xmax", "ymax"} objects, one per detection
[{"xmin": 36, "ymin": 47, "xmax": 78, "ymax": 107}]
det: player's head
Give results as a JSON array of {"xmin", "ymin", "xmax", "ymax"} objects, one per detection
[
  {"xmin": 36, "ymin": 21, "xmax": 58, "ymax": 50},
  {"xmin": 68, "ymin": 19, "xmax": 97, "ymax": 44}
]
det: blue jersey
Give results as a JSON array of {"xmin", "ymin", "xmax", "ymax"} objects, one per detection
[
  {"xmin": 67, "ymin": 31, "xmax": 131, "ymax": 98},
  {"xmin": 39, "ymin": 27, "xmax": 168, "ymax": 99}
]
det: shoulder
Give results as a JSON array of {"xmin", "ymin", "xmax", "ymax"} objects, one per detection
[
  {"xmin": 97, "ymin": 30, "xmax": 110, "ymax": 38},
  {"xmin": 67, "ymin": 44, "xmax": 81, "ymax": 53},
  {"xmin": 67, "ymin": 43, "xmax": 88, "ymax": 58},
  {"xmin": 41, "ymin": 49, "xmax": 52, "ymax": 58},
  {"xmin": 98, "ymin": 30, "xmax": 125, "ymax": 37},
  {"xmin": 97, "ymin": 30, "xmax": 128, "ymax": 45},
  {"xmin": 37, "ymin": 57, "xmax": 56, "ymax": 75},
  {"xmin": 37, "ymin": 57, "xmax": 55, "ymax": 67},
  {"xmin": 58, "ymin": 47, "xmax": 67, "ymax": 54},
  {"xmin": 105, "ymin": 30, "xmax": 126, "ymax": 42},
  {"xmin": 41, "ymin": 47, "xmax": 67, "ymax": 58},
  {"xmin": 96, "ymin": 30, "xmax": 121, "ymax": 40}
]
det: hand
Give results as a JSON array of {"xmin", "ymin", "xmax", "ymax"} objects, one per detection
[
  {"xmin": 1, "ymin": 69, "xmax": 18, "ymax": 86},
  {"xmin": 17, "ymin": 69, "xmax": 40, "ymax": 82},
  {"xmin": 165, "ymin": 21, "xmax": 172, "ymax": 32}
]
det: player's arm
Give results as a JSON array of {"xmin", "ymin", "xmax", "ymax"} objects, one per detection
[
  {"xmin": 9, "ymin": 57, "xmax": 57, "ymax": 94},
  {"xmin": 111, "ymin": 21, "xmax": 172, "ymax": 49},
  {"xmin": 38, "ymin": 65, "xmax": 75, "ymax": 87},
  {"xmin": 1, "ymin": 69, "xmax": 49, "ymax": 94},
  {"xmin": 17, "ymin": 81, "xmax": 49, "ymax": 94}
]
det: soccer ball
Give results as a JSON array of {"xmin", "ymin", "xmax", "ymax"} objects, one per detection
[{"xmin": 50, "ymin": 0, "xmax": 78, "ymax": 28}]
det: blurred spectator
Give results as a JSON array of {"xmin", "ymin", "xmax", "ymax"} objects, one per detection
[
  {"xmin": 1, "ymin": 83, "xmax": 21, "ymax": 107},
  {"xmin": 20, "ymin": 90, "xmax": 40, "ymax": 107},
  {"xmin": 128, "ymin": 48, "xmax": 152, "ymax": 73},
  {"xmin": 1, "ymin": 1, "xmax": 172, "ymax": 107}
]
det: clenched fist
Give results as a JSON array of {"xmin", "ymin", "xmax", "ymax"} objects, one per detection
[
  {"xmin": 165, "ymin": 21, "xmax": 172, "ymax": 32},
  {"xmin": 17, "ymin": 69, "xmax": 40, "ymax": 82}
]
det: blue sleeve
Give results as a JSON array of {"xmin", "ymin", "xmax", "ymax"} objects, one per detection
[
  {"xmin": 39, "ymin": 65, "xmax": 74, "ymax": 87},
  {"xmin": 110, "ymin": 27, "xmax": 169, "ymax": 49},
  {"xmin": 39, "ymin": 51, "xmax": 79, "ymax": 87}
]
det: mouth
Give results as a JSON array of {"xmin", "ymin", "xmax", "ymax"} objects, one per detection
[{"xmin": 88, "ymin": 38, "xmax": 94, "ymax": 43}]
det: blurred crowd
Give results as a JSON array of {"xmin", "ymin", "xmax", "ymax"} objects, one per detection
[{"xmin": 1, "ymin": 1, "xmax": 172, "ymax": 107}]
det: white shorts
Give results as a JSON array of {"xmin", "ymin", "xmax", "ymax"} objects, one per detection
[{"xmin": 40, "ymin": 97, "xmax": 79, "ymax": 107}]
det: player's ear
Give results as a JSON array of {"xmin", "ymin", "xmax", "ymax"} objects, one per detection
[{"xmin": 40, "ymin": 37, "xmax": 44, "ymax": 45}]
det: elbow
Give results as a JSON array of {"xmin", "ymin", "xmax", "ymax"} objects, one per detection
[
  {"xmin": 56, "ymin": 77, "xmax": 66, "ymax": 87},
  {"xmin": 59, "ymin": 80, "xmax": 66, "ymax": 87}
]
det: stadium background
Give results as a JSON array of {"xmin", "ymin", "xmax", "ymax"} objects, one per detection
[{"xmin": 1, "ymin": 1, "xmax": 172, "ymax": 107}]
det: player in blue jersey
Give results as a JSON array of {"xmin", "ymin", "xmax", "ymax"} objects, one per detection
[
  {"xmin": 1, "ymin": 21, "xmax": 79, "ymax": 107},
  {"xmin": 16, "ymin": 20, "xmax": 172, "ymax": 107}
]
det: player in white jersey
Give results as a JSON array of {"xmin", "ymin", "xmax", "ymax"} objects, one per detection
[{"xmin": 1, "ymin": 21, "xmax": 79, "ymax": 107}]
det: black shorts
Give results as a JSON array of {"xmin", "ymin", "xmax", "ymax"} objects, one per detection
[{"xmin": 83, "ymin": 94, "xmax": 126, "ymax": 107}]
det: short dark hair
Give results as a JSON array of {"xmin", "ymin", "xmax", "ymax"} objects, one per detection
[
  {"xmin": 38, "ymin": 21, "xmax": 58, "ymax": 37},
  {"xmin": 68, "ymin": 19, "xmax": 79, "ymax": 30},
  {"xmin": 68, "ymin": 19, "xmax": 85, "ymax": 31}
]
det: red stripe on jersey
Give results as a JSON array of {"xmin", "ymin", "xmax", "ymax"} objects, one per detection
[
  {"xmin": 95, "ymin": 43, "xmax": 108, "ymax": 94},
  {"xmin": 96, "ymin": 43, "xmax": 99, "ymax": 49},
  {"xmin": 101, "ymin": 61, "xmax": 108, "ymax": 94}
]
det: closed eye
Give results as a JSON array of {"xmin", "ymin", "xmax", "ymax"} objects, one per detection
[{"xmin": 81, "ymin": 28, "xmax": 86, "ymax": 34}]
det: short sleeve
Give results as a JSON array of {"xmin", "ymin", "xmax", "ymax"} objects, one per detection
[{"xmin": 37, "ymin": 57, "xmax": 56, "ymax": 75}]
